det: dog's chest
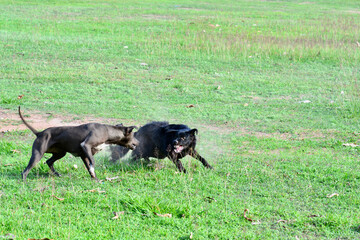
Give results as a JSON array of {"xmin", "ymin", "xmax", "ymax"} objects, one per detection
[{"xmin": 93, "ymin": 143, "xmax": 108, "ymax": 153}]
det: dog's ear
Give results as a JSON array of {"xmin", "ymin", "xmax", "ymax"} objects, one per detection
[
  {"xmin": 116, "ymin": 123, "xmax": 123, "ymax": 127},
  {"xmin": 124, "ymin": 126, "xmax": 137, "ymax": 135},
  {"xmin": 188, "ymin": 128, "xmax": 198, "ymax": 135}
]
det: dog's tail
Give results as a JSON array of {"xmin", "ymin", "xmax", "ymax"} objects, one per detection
[{"xmin": 18, "ymin": 106, "xmax": 39, "ymax": 135}]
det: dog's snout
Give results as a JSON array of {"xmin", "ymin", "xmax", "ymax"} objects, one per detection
[{"xmin": 128, "ymin": 141, "xmax": 138, "ymax": 150}]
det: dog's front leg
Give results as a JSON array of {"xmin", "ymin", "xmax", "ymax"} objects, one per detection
[
  {"xmin": 80, "ymin": 156, "xmax": 98, "ymax": 180},
  {"xmin": 169, "ymin": 156, "xmax": 186, "ymax": 173},
  {"xmin": 190, "ymin": 149, "xmax": 213, "ymax": 169},
  {"xmin": 80, "ymin": 135, "xmax": 99, "ymax": 179}
]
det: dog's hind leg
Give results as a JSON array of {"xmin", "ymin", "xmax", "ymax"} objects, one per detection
[
  {"xmin": 22, "ymin": 138, "xmax": 47, "ymax": 181},
  {"xmin": 190, "ymin": 150, "xmax": 213, "ymax": 169},
  {"xmin": 22, "ymin": 151, "xmax": 42, "ymax": 181},
  {"xmin": 46, "ymin": 152, "xmax": 66, "ymax": 177}
]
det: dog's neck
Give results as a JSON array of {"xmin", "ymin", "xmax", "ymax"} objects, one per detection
[{"xmin": 106, "ymin": 127, "xmax": 125, "ymax": 144}]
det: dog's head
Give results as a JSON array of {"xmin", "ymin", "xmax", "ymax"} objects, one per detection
[
  {"xmin": 171, "ymin": 128, "xmax": 198, "ymax": 153},
  {"xmin": 115, "ymin": 125, "xmax": 139, "ymax": 150}
]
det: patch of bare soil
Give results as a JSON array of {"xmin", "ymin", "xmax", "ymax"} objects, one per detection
[
  {"xmin": 0, "ymin": 108, "xmax": 124, "ymax": 133},
  {"xmin": 299, "ymin": 2, "xmax": 314, "ymax": 5},
  {"xmin": 239, "ymin": 128, "xmax": 336, "ymax": 141},
  {"xmin": 347, "ymin": 10, "xmax": 360, "ymax": 14},
  {"xmin": 176, "ymin": 7, "xmax": 203, "ymax": 11},
  {"xmin": 1, "ymin": 108, "xmax": 332, "ymax": 142},
  {"xmin": 195, "ymin": 123, "xmax": 237, "ymax": 136},
  {"xmin": 141, "ymin": 14, "xmax": 174, "ymax": 20}
]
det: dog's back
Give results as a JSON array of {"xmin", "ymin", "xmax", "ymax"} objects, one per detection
[
  {"xmin": 134, "ymin": 121, "xmax": 174, "ymax": 159},
  {"xmin": 110, "ymin": 122, "xmax": 166, "ymax": 160},
  {"xmin": 111, "ymin": 121, "xmax": 192, "ymax": 160}
]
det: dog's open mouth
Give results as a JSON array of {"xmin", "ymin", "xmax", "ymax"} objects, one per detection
[{"xmin": 174, "ymin": 145, "xmax": 184, "ymax": 153}]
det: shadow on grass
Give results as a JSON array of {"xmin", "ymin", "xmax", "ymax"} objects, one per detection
[
  {"xmin": 0, "ymin": 156, "xmax": 156, "ymax": 182},
  {"xmin": 0, "ymin": 165, "xmax": 63, "ymax": 181},
  {"xmin": 351, "ymin": 225, "xmax": 360, "ymax": 233},
  {"xmin": 178, "ymin": 236, "xmax": 192, "ymax": 240},
  {"xmin": 107, "ymin": 157, "xmax": 166, "ymax": 173},
  {"xmin": 1, "ymin": 164, "xmax": 164, "ymax": 187}
]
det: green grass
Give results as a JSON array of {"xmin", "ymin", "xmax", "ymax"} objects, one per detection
[{"xmin": 1, "ymin": 0, "xmax": 360, "ymax": 239}]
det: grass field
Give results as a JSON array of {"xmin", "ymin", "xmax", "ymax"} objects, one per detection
[{"xmin": 1, "ymin": 0, "xmax": 360, "ymax": 239}]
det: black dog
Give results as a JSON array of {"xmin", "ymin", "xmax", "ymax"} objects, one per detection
[
  {"xmin": 110, "ymin": 121, "xmax": 213, "ymax": 173},
  {"xmin": 19, "ymin": 107, "xmax": 139, "ymax": 180}
]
